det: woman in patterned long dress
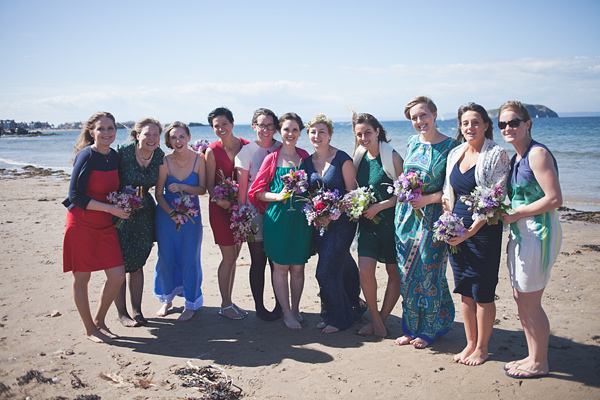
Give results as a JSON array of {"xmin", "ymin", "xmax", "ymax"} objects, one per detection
[
  {"xmin": 205, "ymin": 107, "xmax": 250, "ymax": 320},
  {"xmin": 235, "ymin": 108, "xmax": 282, "ymax": 321},
  {"xmin": 351, "ymin": 112, "xmax": 404, "ymax": 338},
  {"xmin": 442, "ymin": 103, "xmax": 510, "ymax": 365},
  {"xmin": 62, "ymin": 112, "xmax": 128, "ymax": 343},
  {"xmin": 499, "ymin": 101, "xmax": 562, "ymax": 379},
  {"xmin": 248, "ymin": 113, "xmax": 313, "ymax": 330},
  {"xmin": 154, "ymin": 122, "xmax": 206, "ymax": 322},
  {"xmin": 114, "ymin": 118, "xmax": 165, "ymax": 328},
  {"xmin": 305, "ymin": 114, "xmax": 366, "ymax": 333},
  {"xmin": 394, "ymin": 96, "xmax": 459, "ymax": 349}
]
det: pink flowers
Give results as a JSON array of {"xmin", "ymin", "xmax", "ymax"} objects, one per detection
[
  {"xmin": 388, "ymin": 171, "xmax": 424, "ymax": 218},
  {"xmin": 280, "ymin": 169, "xmax": 309, "ymax": 200},
  {"xmin": 433, "ymin": 211, "xmax": 466, "ymax": 254},
  {"xmin": 302, "ymin": 188, "xmax": 342, "ymax": 236},
  {"xmin": 229, "ymin": 204, "xmax": 258, "ymax": 244},
  {"xmin": 459, "ymin": 184, "xmax": 511, "ymax": 225},
  {"xmin": 212, "ymin": 169, "xmax": 239, "ymax": 204},
  {"xmin": 170, "ymin": 193, "xmax": 199, "ymax": 231},
  {"xmin": 107, "ymin": 185, "xmax": 143, "ymax": 229}
]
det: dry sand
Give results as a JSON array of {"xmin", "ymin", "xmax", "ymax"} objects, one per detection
[{"xmin": 0, "ymin": 176, "xmax": 598, "ymax": 399}]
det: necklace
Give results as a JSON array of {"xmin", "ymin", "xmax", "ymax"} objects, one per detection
[
  {"xmin": 174, "ymin": 151, "xmax": 190, "ymax": 169},
  {"xmin": 136, "ymin": 146, "xmax": 154, "ymax": 166}
]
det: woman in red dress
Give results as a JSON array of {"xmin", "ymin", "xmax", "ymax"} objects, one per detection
[
  {"xmin": 205, "ymin": 107, "xmax": 250, "ymax": 319},
  {"xmin": 62, "ymin": 112, "xmax": 130, "ymax": 343}
]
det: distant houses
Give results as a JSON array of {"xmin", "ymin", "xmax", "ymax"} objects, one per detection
[{"xmin": 0, "ymin": 119, "xmax": 55, "ymax": 132}]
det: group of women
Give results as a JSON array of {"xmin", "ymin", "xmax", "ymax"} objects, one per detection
[{"xmin": 62, "ymin": 98, "xmax": 562, "ymax": 379}]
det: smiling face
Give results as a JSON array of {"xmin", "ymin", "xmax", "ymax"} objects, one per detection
[
  {"xmin": 137, "ymin": 124, "xmax": 161, "ymax": 152},
  {"xmin": 409, "ymin": 103, "xmax": 436, "ymax": 135},
  {"xmin": 90, "ymin": 117, "xmax": 116, "ymax": 148},
  {"xmin": 354, "ymin": 122, "xmax": 379, "ymax": 152},
  {"xmin": 460, "ymin": 111, "xmax": 488, "ymax": 145},
  {"xmin": 253, "ymin": 114, "xmax": 277, "ymax": 145},
  {"xmin": 211, "ymin": 115, "xmax": 234, "ymax": 140},
  {"xmin": 499, "ymin": 109, "xmax": 530, "ymax": 145},
  {"xmin": 168, "ymin": 127, "xmax": 190, "ymax": 152},
  {"xmin": 307, "ymin": 123, "xmax": 331, "ymax": 150},
  {"xmin": 280, "ymin": 119, "xmax": 301, "ymax": 146}
]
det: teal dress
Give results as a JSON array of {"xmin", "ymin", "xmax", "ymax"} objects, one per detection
[
  {"xmin": 395, "ymin": 135, "xmax": 459, "ymax": 344},
  {"xmin": 116, "ymin": 142, "xmax": 164, "ymax": 273},
  {"xmin": 356, "ymin": 152, "xmax": 396, "ymax": 263},
  {"xmin": 263, "ymin": 165, "xmax": 314, "ymax": 265}
]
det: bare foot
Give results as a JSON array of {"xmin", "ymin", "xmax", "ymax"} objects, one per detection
[
  {"xmin": 316, "ymin": 322, "xmax": 326, "ymax": 329},
  {"xmin": 504, "ymin": 357, "xmax": 530, "ymax": 371},
  {"xmin": 395, "ymin": 335, "xmax": 413, "ymax": 346},
  {"xmin": 177, "ymin": 308, "xmax": 195, "ymax": 322},
  {"xmin": 294, "ymin": 311, "xmax": 303, "ymax": 322},
  {"xmin": 86, "ymin": 328, "xmax": 113, "ymax": 344},
  {"xmin": 322, "ymin": 325, "xmax": 340, "ymax": 334},
  {"xmin": 460, "ymin": 348, "xmax": 488, "ymax": 366},
  {"xmin": 95, "ymin": 322, "xmax": 119, "ymax": 339},
  {"xmin": 358, "ymin": 323, "xmax": 374, "ymax": 335},
  {"xmin": 506, "ymin": 360, "xmax": 549, "ymax": 378},
  {"xmin": 453, "ymin": 344, "xmax": 476, "ymax": 363},
  {"xmin": 133, "ymin": 314, "xmax": 148, "ymax": 326},
  {"xmin": 233, "ymin": 304, "xmax": 248, "ymax": 316},
  {"xmin": 118, "ymin": 314, "xmax": 140, "ymax": 328},
  {"xmin": 283, "ymin": 313, "xmax": 301, "ymax": 330},
  {"xmin": 410, "ymin": 337, "xmax": 428, "ymax": 349},
  {"xmin": 156, "ymin": 302, "xmax": 172, "ymax": 317}
]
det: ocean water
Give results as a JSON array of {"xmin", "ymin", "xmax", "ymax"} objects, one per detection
[{"xmin": 1, "ymin": 117, "xmax": 599, "ymax": 208}]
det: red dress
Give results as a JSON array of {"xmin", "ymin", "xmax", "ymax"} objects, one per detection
[
  {"xmin": 63, "ymin": 148, "xmax": 124, "ymax": 272},
  {"xmin": 209, "ymin": 138, "xmax": 249, "ymax": 246}
]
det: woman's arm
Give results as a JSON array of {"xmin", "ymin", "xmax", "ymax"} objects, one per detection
[
  {"xmin": 205, "ymin": 147, "xmax": 232, "ymax": 209},
  {"xmin": 155, "ymin": 162, "xmax": 174, "ymax": 215},
  {"xmin": 363, "ymin": 152, "xmax": 404, "ymax": 220},
  {"xmin": 237, "ymin": 167, "xmax": 250, "ymax": 205},
  {"xmin": 167, "ymin": 152, "xmax": 207, "ymax": 195},
  {"xmin": 447, "ymin": 219, "xmax": 487, "ymax": 246},
  {"xmin": 502, "ymin": 147, "xmax": 562, "ymax": 224},
  {"xmin": 341, "ymin": 159, "xmax": 357, "ymax": 192}
]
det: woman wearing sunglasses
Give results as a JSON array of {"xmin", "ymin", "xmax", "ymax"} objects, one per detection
[
  {"xmin": 442, "ymin": 103, "xmax": 509, "ymax": 365},
  {"xmin": 499, "ymin": 101, "xmax": 562, "ymax": 379}
]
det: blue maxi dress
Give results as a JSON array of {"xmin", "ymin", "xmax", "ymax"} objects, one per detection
[
  {"xmin": 306, "ymin": 151, "xmax": 366, "ymax": 330},
  {"xmin": 154, "ymin": 155, "xmax": 203, "ymax": 310}
]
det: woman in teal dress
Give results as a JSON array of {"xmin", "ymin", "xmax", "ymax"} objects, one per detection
[
  {"xmin": 351, "ymin": 112, "xmax": 404, "ymax": 338},
  {"xmin": 114, "ymin": 118, "xmax": 164, "ymax": 327},
  {"xmin": 248, "ymin": 113, "xmax": 313, "ymax": 330},
  {"xmin": 395, "ymin": 96, "xmax": 459, "ymax": 349}
]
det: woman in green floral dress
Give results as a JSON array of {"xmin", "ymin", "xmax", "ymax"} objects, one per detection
[{"xmin": 114, "ymin": 118, "xmax": 165, "ymax": 327}]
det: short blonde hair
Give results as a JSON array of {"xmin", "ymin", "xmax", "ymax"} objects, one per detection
[
  {"xmin": 306, "ymin": 114, "xmax": 334, "ymax": 135},
  {"xmin": 163, "ymin": 121, "xmax": 190, "ymax": 149}
]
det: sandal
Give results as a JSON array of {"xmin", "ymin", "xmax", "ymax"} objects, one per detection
[
  {"xmin": 232, "ymin": 303, "xmax": 249, "ymax": 316},
  {"xmin": 218, "ymin": 305, "xmax": 244, "ymax": 320}
]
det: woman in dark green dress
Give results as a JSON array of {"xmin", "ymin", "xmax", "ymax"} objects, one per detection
[
  {"xmin": 114, "ymin": 118, "xmax": 165, "ymax": 327},
  {"xmin": 351, "ymin": 112, "xmax": 404, "ymax": 338}
]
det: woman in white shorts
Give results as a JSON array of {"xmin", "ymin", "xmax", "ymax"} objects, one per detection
[{"xmin": 500, "ymin": 101, "xmax": 562, "ymax": 379}]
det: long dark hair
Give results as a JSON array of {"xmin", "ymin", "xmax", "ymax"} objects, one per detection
[{"xmin": 456, "ymin": 102, "xmax": 493, "ymax": 142}]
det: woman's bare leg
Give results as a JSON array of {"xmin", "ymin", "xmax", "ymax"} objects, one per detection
[
  {"xmin": 454, "ymin": 296, "xmax": 477, "ymax": 362},
  {"xmin": 73, "ymin": 271, "xmax": 111, "ymax": 343},
  {"xmin": 94, "ymin": 266, "xmax": 125, "ymax": 337},
  {"xmin": 461, "ymin": 301, "xmax": 495, "ymax": 366}
]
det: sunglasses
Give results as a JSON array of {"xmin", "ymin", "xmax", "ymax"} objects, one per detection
[{"xmin": 498, "ymin": 118, "xmax": 523, "ymax": 130}]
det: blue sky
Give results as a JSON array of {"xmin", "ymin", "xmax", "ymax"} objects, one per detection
[{"xmin": 1, "ymin": 0, "xmax": 599, "ymax": 124}]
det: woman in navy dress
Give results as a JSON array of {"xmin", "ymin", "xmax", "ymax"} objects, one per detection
[
  {"xmin": 62, "ymin": 112, "xmax": 129, "ymax": 343},
  {"xmin": 154, "ymin": 122, "xmax": 206, "ymax": 322},
  {"xmin": 442, "ymin": 103, "xmax": 509, "ymax": 365},
  {"xmin": 304, "ymin": 114, "xmax": 366, "ymax": 333}
]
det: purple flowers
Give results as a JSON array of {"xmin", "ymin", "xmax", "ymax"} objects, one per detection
[
  {"xmin": 229, "ymin": 204, "xmax": 258, "ymax": 244},
  {"xmin": 190, "ymin": 139, "xmax": 210, "ymax": 154},
  {"xmin": 459, "ymin": 184, "xmax": 511, "ymax": 225},
  {"xmin": 388, "ymin": 171, "xmax": 424, "ymax": 218},
  {"xmin": 212, "ymin": 169, "xmax": 239, "ymax": 204},
  {"xmin": 302, "ymin": 188, "xmax": 342, "ymax": 236},
  {"xmin": 433, "ymin": 211, "xmax": 466, "ymax": 254},
  {"xmin": 280, "ymin": 169, "xmax": 309, "ymax": 200},
  {"xmin": 170, "ymin": 193, "xmax": 199, "ymax": 231},
  {"xmin": 107, "ymin": 185, "xmax": 143, "ymax": 229}
]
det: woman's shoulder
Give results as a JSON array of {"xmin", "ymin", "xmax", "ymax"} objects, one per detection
[
  {"xmin": 335, "ymin": 149, "xmax": 352, "ymax": 163},
  {"xmin": 117, "ymin": 141, "xmax": 135, "ymax": 154}
]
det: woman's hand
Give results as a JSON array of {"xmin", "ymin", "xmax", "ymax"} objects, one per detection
[
  {"xmin": 111, "ymin": 205, "xmax": 130, "ymax": 219},
  {"xmin": 363, "ymin": 203, "xmax": 382, "ymax": 220},
  {"xmin": 410, "ymin": 194, "xmax": 430, "ymax": 210},
  {"xmin": 447, "ymin": 235, "xmax": 467, "ymax": 246},
  {"xmin": 215, "ymin": 198, "xmax": 232, "ymax": 210},
  {"xmin": 168, "ymin": 182, "xmax": 184, "ymax": 193},
  {"xmin": 501, "ymin": 210, "xmax": 520, "ymax": 224}
]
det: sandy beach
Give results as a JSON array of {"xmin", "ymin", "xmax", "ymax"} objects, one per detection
[{"xmin": 0, "ymin": 175, "xmax": 598, "ymax": 400}]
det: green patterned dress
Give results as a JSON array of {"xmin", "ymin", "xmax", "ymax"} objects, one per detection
[
  {"xmin": 395, "ymin": 135, "xmax": 459, "ymax": 344},
  {"xmin": 116, "ymin": 142, "xmax": 165, "ymax": 272}
]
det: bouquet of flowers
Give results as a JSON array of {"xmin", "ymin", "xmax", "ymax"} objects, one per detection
[
  {"xmin": 280, "ymin": 168, "xmax": 309, "ymax": 201},
  {"xmin": 107, "ymin": 185, "xmax": 143, "ymax": 229},
  {"xmin": 387, "ymin": 171, "xmax": 424, "ymax": 218},
  {"xmin": 190, "ymin": 139, "xmax": 210, "ymax": 154},
  {"xmin": 229, "ymin": 204, "xmax": 259, "ymax": 244},
  {"xmin": 302, "ymin": 188, "xmax": 342, "ymax": 236},
  {"xmin": 459, "ymin": 184, "xmax": 511, "ymax": 225},
  {"xmin": 341, "ymin": 185, "xmax": 381, "ymax": 224},
  {"xmin": 170, "ymin": 192, "xmax": 199, "ymax": 231},
  {"xmin": 212, "ymin": 169, "xmax": 239, "ymax": 205},
  {"xmin": 433, "ymin": 211, "xmax": 466, "ymax": 254}
]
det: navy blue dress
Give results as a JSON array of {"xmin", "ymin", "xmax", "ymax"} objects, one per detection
[
  {"xmin": 448, "ymin": 163, "xmax": 502, "ymax": 303},
  {"xmin": 305, "ymin": 151, "xmax": 366, "ymax": 330}
]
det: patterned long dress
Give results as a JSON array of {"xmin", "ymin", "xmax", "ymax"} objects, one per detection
[{"xmin": 395, "ymin": 135, "xmax": 459, "ymax": 344}]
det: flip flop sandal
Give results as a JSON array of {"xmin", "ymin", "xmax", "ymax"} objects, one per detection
[{"xmin": 218, "ymin": 305, "xmax": 244, "ymax": 320}]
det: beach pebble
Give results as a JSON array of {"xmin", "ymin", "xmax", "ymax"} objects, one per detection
[{"xmin": 48, "ymin": 310, "xmax": 61, "ymax": 317}]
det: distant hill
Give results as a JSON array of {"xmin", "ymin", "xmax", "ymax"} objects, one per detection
[{"xmin": 488, "ymin": 104, "xmax": 558, "ymax": 118}]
